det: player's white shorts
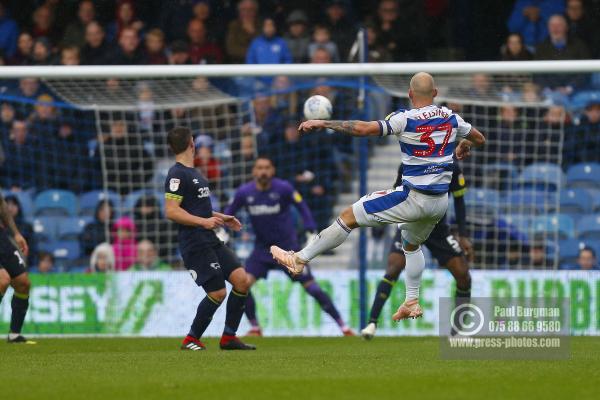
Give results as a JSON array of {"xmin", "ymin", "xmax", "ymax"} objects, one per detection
[{"xmin": 352, "ymin": 186, "xmax": 448, "ymax": 245}]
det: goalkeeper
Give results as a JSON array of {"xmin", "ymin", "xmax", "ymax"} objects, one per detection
[
  {"xmin": 225, "ymin": 157, "xmax": 354, "ymax": 336},
  {"xmin": 361, "ymin": 158, "xmax": 473, "ymax": 339}
]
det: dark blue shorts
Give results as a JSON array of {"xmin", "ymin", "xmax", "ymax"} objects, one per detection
[
  {"xmin": 246, "ymin": 248, "xmax": 315, "ymax": 284},
  {"xmin": 182, "ymin": 242, "xmax": 242, "ymax": 293}
]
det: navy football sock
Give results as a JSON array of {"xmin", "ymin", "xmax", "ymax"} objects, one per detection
[
  {"xmin": 245, "ymin": 291, "xmax": 259, "ymax": 328},
  {"xmin": 188, "ymin": 295, "xmax": 222, "ymax": 339},
  {"xmin": 305, "ymin": 282, "xmax": 344, "ymax": 327},
  {"xmin": 223, "ymin": 289, "xmax": 248, "ymax": 336},
  {"xmin": 10, "ymin": 293, "xmax": 29, "ymax": 334},
  {"xmin": 368, "ymin": 274, "xmax": 397, "ymax": 324}
]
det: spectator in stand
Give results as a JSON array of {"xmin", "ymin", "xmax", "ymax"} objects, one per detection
[
  {"xmin": 4, "ymin": 195, "xmax": 36, "ymax": 266},
  {"xmin": 17, "ymin": 77, "xmax": 39, "ymax": 99},
  {"xmin": 308, "ymin": 25, "xmax": 339, "ymax": 63},
  {"xmin": 29, "ymin": 94, "xmax": 59, "ymax": 138},
  {"xmin": 349, "ymin": 24, "xmax": 392, "ymax": 62},
  {"xmin": 232, "ymin": 135, "xmax": 256, "ymax": 188},
  {"xmin": 536, "ymin": 14, "xmax": 590, "ymax": 60},
  {"xmin": 247, "ymin": 95, "xmax": 286, "ymax": 155},
  {"xmin": 111, "ymin": 27, "xmax": 146, "ymax": 65},
  {"xmin": 31, "ymin": 37, "xmax": 52, "ymax": 65},
  {"xmin": 80, "ymin": 199, "xmax": 114, "ymax": 256},
  {"xmin": 8, "ymin": 32, "xmax": 34, "ymax": 65},
  {"xmin": 1, "ymin": 120, "xmax": 37, "ymax": 190},
  {"xmin": 133, "ymin": 195, "xmax": 175, "ymax": 260},
  {"xmin": 81, "ymin": 21, "xmax": 114, "ymax": 65},
  {"xmin": 576, "ymin": 247, "xmax": 599, "ymax": 270},
  {"xmin": 525, "ymin": 235, "xmax": 554, "ymax": 269},
  {"xmin": 112, "ymin": 216, "xmax": 137, "ymax": 271},
  {"xmin": 507, "ymin": 0, "xmax": 564, "ymax": 47},
  {"xmin": 535, "ymin": 15, "xmax": 590, "ymax": 92},
  {"xmin": 101, "ymin": 119, "xmax": 153, "ymax": 195},
  {"xmin": 0, "ymin": 3, "xmax": 18, "ymax": 58},
  {"xmin": 37, "ymin": 251, "xmax": 55, "ymax": 274},
  {"xmin": 522, "ymin": 105, "xmax": 568, "ymax": 166},
  {"xmin": 0, "ymin": 102, "xmax": 16, "ymax": 136},
  {"xmin": 60, "ymin": 46, "xmax": 80, "ymax": 65},
  {"xmin": 30, "ymin": 5, "xmax": 58, "ymax": 44},
  {"xmin": 106, "ymin": 1, "xmax": 144, "ymax": 42},
  {"xmin": 46, "ymin": 122, "xmax": 89, "ymax": 192},
  {"xmin": 158, "ymin": 0, "xmax": 195, "ymax": 42},
  {"xmin": 226, "ymin": 0, "xmax": 260, "ymax": 63},
  {"xmin": 246, "ymin": 17, "xmax": 292, "ymax": 69},
  {"xmin": 88, "ymin": 242, "xmax": 114, "ymax": 273},
  {"xmin": 500, "ymin": 33, "xmax": 534, "ymax": 61},
  {"xmin": 563, "ymin": 99, "xmax": 600, "ymax": 168},
  {"xmin": 168, "ymin": 40, "xmax": 191, "ymax": 64},
  {"xmin": 193, "ymin": 135, "xmax": 221, "ymax": 187},
  {"xmin": 130, "ymin": 240, "xmax": 171, "ymax": 271},
  {"xmin": 60, "ymin": 0, "xmax": 95, "ymax": 48},
  {"xmin": 487, "ymin": 105, "xmax": 520, "ymax": 165},
  {"xmin": 370, "ymin": 0, "xmax": 426, "ymax": 62},
  {"xmin": 284, "ymin": 10, "xmax": 310, "ymax": 63},
  {"xmin": 187, "ymin": 19, "xmax": 223, "ymax": 64},
  {"xmin": 311, "ymin": 45, "xmax": 333, "ymax": 64},
  {"xmin": 565, "ymin": 0, "xmax": 600, "ymax": 58},
  {"xmin": 322, "ymin": 0, "xmax": 356, "ymax": 62},
  {"xmin": 192, "ymin": 0, "xmax": 222, "ymax": 43},
  {"xmin": 144, "ymin": 28, "xmax": 167, "ymax": 64}
]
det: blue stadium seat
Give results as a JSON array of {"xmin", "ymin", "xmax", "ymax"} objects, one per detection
[
  {"xmin": 559, "ymin": 188, "xmax": 593, "ymax": 215},
  {"xmin": 576, "ymin": 214, "xmax": 600, "ymax": 240},
  {"xmin": 558, "ymin": 238, "xmax": 583, "ymax": 266},
  {"xmin": 34, "ymin": 190, "xmax": 78, "ymax": 217},
  {"xmin": 566, "ymin": 163, "xmax": 600, "ymax": 189},
  {"xmin": 532, "ymin": 214, "xmax": 575, "ymax": 239},
  {"xmin": 58, "ymin": 217, "xmax": 91, "ymax": 241},
  {"xmin": 123, "ymin": 190, "xmax": 165, "ymax": 215},
  {"xmin": 518, "ymin": 163, "xmax": 565, "ymax": 191},
  {"xmin": 588, "ymin": 189, "xmax": 600, "ymax": 212},
  {"xmin": 464, "ymin": 188, "xmax": 501, "ymax": 213},
  {"xmin": 40, "ymin": 240, "xmax": 81, "ymax": 261},
  {"xmin": 79, "ymin": 190, "xmax": 121, "ymax": 217},
  {"xmin": 2, "ymin": 190, "xmax": 34, "ymax": 222},
  {"xmin": 506, "ymin": 191, "xmax": 551, "ymax": 214},
  {"xmin": 569, "ymin": 90, "xmax": 600, "ymax": 109},
  {"xmin": 503, "ymin": 214, "xmax": 534, "ymax": 236},
  {"xmin": 32, "ymin": 217, "xmax": 61, "ymax": 243},
  {"xmin": 481, "ymin": 163, "xmax": 518, "ymax": 190}
]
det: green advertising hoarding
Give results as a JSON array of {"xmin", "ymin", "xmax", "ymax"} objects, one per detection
[{"xmin": 0, "ymin": 270, "xmax": 598, "ymax": 336}]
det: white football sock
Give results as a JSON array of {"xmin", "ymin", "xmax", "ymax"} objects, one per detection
[
  {"xmin": 297, "ymin": 218, "xmax": 352, "ymax": 262},
  {"xmin": 404, "ymin": 246, "xmax": 425, "ymax": 301}
]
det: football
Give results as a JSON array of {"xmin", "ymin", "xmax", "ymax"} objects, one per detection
[{"xmin": 303, "ymin": 95, "xmax": 333, "ymax": 120}]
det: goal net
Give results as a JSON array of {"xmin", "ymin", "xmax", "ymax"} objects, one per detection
[{"xmin": 0, "ymin": 63, "xmax": 598, "ymax": 336}]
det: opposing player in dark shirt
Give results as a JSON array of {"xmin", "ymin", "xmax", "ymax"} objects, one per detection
[
  {"xmin": 0, "ymin": 193, "xmax": 34, "ymax": 344},
  {"xmin": 361, "ymin": 159, "xmax": 473, "ymax": 339},
  {"xmin": 225, "ymin": 157, "xmax": 353, "ymax": 336},
  {"xmin": 164, "ymin": 126, "xmax": 254, "ymax": 351}
]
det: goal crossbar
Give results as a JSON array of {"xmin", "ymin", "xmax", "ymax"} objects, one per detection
[{"xmin": 0, "ymin": 60, "xmax": 599, "ymax": 79}]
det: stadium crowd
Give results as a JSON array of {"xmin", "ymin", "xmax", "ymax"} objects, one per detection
[{"xmin": 0, "ymin": 0, "xmax": 599, "ymax": 272}]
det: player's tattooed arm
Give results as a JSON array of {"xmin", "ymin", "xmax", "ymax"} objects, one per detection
[
  {"xmin": 0, "ymin": 194, "xmax": 28, "ymax": 256},
  {"xmin": 298, "ymin": 120, "xmax": 380, "ymax": 137}
]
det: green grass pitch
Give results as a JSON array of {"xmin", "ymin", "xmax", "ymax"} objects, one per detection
[{"xmin": 2, "ymin": 337, "xmax": 599, "ymax": 400}]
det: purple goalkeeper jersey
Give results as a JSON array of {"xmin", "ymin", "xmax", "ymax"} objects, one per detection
[{"xmin": 225, "ymin": 178, "xmax": 317, "ymax": 251}]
